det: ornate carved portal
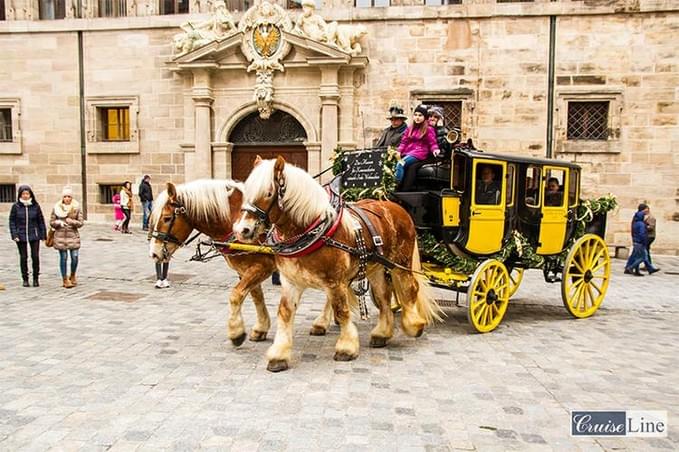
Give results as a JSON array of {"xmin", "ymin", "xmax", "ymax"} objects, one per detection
[{"xmin": 230, "ymin": 110, "xmax": 308, "ymax": 180}]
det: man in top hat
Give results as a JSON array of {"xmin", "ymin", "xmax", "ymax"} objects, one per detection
[{"xmin": 375, "ymin": 102, "xmax": 408, "ymax": 148}]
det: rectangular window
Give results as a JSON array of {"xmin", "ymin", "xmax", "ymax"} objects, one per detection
[
  {"xmin": 225, "ymin": 0, "xmax": 251, "ymax": 10},
  {"xmin": 99, "ymin": 184, "xmax": 122, "ymax": 204},
  {"xmin": 567, "ymin": 101, "xmax": 609, "ymax": 141},
  {"xmin": 1, "ymin": 0, "xmax": 6, "ymax": 20},
  {"xmin": 99, "ymin": 107, "xmax": 130, "ymax": 141},
  {"xmin": 160, "ymin": 0, "xmax": 188, "ymax": 14},
  {"xmin": 451, "ymin": 153, "xmax": 466, "ymax": 192},
  {"xmin": 525, "ymin": 166, "xmax": 541, "ymax": 207},
  {"xmin": 39, "ymin": 0, "xmax": 66, "ymax": 19},
  {"xmin": 475, "ymin": 163, "xmax": 503, "ymax": 206},
  {"xmin": 425, "ymin": 0, "xmax": 461, "ymax": 4},
  {"xmin": 355, "ymin": 0, "xmax": 389, "ymax": 7},
  {"xmin": 0, "ymin": 184, "xmax": 15, "ymax": 202},
  {"xmin": 505, "ymin": 164, "xmax": 515, "ymax": 207},
  {"xmin": 98, "ymin": 0, "xmax": 126, "ymax": 17},
  {"xmin": 0, "ymin": 108, "xmax": 11, "ymax": 142},
  {"xmin": 568, "ymin": 169, "xmax": 579, "ymax": 207},
  {"xmin": 543, "ymin": 168, "xmax": 565, "ymax": 207}
]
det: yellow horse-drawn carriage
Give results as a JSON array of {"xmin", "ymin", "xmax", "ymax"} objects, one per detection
[{"xmin": 339, "ymin": 142, "xmax": 613, "ymax": 333}]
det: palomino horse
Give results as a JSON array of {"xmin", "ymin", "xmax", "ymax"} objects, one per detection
[
  {"xmin": 235, "ymin": 156, "xmax": 442, "ymax": 372},
  {"xmin": 148, "ymin": 179, "xmax": 276, "ymax": 345}
]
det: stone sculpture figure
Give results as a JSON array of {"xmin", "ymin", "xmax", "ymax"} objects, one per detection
[
  {"xmin": 254, "ymin": 70, "xmax": 275, "ymax": 119},
  {"xmin": 173, "ymin": 0, "xmax": 236, "ymax": 56},
  {"xmin": 292, "ymin": 0, "xmax": 367, "ymax": 56}
]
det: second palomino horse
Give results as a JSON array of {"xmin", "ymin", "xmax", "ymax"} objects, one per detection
[
  {"xmin": 149, "ymin": 179, "xmax": 275, "ymax": 345},
  {"xmin": 235, "ymin": 156, "xmax": 442, "ymax": 372}
]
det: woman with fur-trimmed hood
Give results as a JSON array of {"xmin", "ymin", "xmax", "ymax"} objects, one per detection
[{"xmin": 50, "ymin": 186, "xmax": 84, "ymax": 288}]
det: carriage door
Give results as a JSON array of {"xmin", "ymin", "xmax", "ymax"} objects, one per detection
[
  {"xmin": 466, "ymin": 160, "xmax": 506, "ymax": 255},
  {"xmin": 537, "ymin": 167, "xmax": 569, "ymax": 255}
]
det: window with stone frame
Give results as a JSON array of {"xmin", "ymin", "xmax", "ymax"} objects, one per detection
[
  {"xmin": 555, "ymin": 89, "xmax": 621, "ymax": 154},
  {"xmin": 99, "ymin": 184, "xmax": 122, "ymax": 205},
  {"xmin": 86, "ymin": 96, "xmax": 139, "ymax": 154},
  {"xmin": 0, "ymin": 108, "xmax": 11, "ymax": 142},
  {"xmin": 39, "ymin": 0, "xmax": 66, "ymax": 19},
  {"xmin": 567, "ymin": 101, "xmax": 609, "ymax": 141},
  {"xmin": 0, "ymin": 184, "xmax": 15, "ymax": 202},
  {"xmin": 159, "ymin": 0, "xmax": 188, "ymax": 14},
  {"xmin": 98, "ymin": 0, "xmax": 126, "ymax": 17},
  {"xmin": 425, "ymin": 0, "xmax": 461, "ymax": 5},
  {"xmin": 1, "ymin": 0, "xmax": 6, "ymax": 20},
  {"xmin": 99, "ymin": 107, "xmax": 130, "ymax": 141},
  {"xmin": 355, "ymin": 0, "xmax": 389, "ymax": 7}
]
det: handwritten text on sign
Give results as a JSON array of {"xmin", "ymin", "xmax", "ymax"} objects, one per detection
[{"xmin": 342, "ymin": 150, "xmax": 385, "ymax": 189}]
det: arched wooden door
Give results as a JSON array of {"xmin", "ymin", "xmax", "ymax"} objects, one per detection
[{"xmin": 230, "ymin": 110, "xmax": 308, "ymax": 181}]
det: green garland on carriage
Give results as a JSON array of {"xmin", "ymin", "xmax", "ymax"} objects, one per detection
[{"xmin": 332, "ymin": 146, "xmax": 618, "ymax": 274}]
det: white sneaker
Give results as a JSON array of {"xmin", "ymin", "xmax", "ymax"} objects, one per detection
[
  {"xmin": 154, "ymin": 279, "xmax": 163, "ymax": 289},
  {"xmin": 161, "ymin": 279, "xmax": 170, "ymax": 288}
]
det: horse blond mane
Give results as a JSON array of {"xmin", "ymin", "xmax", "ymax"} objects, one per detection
[
  {"xmin": 152, "ymin": 179, "xmax": 243, "ymax": 225},
  {"xmin": 244, "ymin": 159, "xmax": 335, "ymax": 227}
]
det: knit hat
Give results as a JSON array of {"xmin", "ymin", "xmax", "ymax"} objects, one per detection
[
  {"xmin": 62, "ymin": 186, "xmax": 73, "ymax": 197},
  {"xmin": 428, "ymin": 106, "xmax": 444, "ymax": 119},
  {"xmin": 414, "ymin": 104, "xmax": 429, "ymax": 117}
]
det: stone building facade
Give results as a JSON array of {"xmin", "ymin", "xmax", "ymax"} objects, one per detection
[{"xmin": 1, "ymin": 0, "xmax": 678, "ymax": 254}]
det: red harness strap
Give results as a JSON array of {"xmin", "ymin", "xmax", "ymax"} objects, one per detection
[{"xmin": 270, "ymin": 205, "xmax": 344, "ymax": 258}]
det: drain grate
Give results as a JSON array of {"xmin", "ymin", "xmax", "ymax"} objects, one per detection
[
  {"xmin": 95, "ymin": 238, "xmax": 114, "ymax": 242},
  {"xmin": 87, "ymin": 290, "xmax": 146, "ymax": 303}
]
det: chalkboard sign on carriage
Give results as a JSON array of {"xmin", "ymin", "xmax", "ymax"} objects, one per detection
[{"xmin": 341, "ymin": 148, "xmax": 386, "ymax": 189}]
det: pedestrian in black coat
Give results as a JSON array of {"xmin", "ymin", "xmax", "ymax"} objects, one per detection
[{"xmin": 8, "ymin": 185, "xmax": 47, "ymax": 287}]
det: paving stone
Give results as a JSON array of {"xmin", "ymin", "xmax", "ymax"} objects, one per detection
[{"xmin": 0, "ymin": 222, "xmax": 678, "ymax": 449}]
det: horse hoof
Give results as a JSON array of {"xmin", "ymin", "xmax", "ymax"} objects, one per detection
[
  {"xmin": 249, "ymin": 330, "xmax": 267, "ymax": 342},
  {"xmin": 230, "ymin": 333, "xmax": 247, "ymax": 347},
  {"xmin": 309, "ymin": 326, "xmax": 327, "ymax": 336},
  {"xmin": 267, "ymin": 359, "xmax": 289, "ymax": 372},
  {"xmin": 333, "ymin": 351, "xmax": 357, "ymax": 362},
  {"xmin": 370, "ymin": 336, "xmax": 389, "ymax": 348}
]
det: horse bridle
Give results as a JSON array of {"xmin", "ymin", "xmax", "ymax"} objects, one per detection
[{"xmin": 240, "ymin": 175, "xmax": 286, "ymax": 230}]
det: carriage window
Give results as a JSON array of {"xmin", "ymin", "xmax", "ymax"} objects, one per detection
[
  {"xmin": 451, "ymin": 153, "xmax": 466, "ymax": 192},
  {"xmin": 544, "ymin": 169, "xmax": 565, "ymax": 207},
  {"xmin": 568, "ymin": 170, "xmax": 579, "ymax": 207},
  {"xmin": 505, "ymin": 164, "xmax": 515, "ymax": 206},
  {"xmin": 524, "ymin": 166, "xmax": 541, "ymax": 207},
  {"xmin": 475, "ymin": 163, "xmax": 503, "ymax": 206}
]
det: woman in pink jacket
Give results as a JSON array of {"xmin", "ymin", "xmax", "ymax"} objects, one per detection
[{"xmin": 396, "ymin": 104, "xmax": 440, "ymax": 186}]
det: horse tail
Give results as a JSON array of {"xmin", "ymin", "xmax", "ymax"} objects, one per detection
[{"xmin": 411, "ymin": 236, "xmax": 444, "ymax": 325}]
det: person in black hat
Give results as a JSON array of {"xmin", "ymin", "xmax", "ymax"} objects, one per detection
[{"xmin": 375, "ymin": 103, "xmax": 408, "ymax": 149}]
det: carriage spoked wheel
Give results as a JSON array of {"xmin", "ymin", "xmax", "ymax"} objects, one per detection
[
  {"xmin": 467, "ymin": 259, "xmax": 510, "ymax": 333},
  {"xmin": 507, "ymin": 267, "xmax": 524, "ymax": 298},
  {"xmin": 561, "ymin": 234, "xmax": 611, "ymax": 318}
]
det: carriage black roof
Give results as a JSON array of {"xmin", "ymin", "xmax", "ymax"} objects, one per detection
[{"xmin": 455, "ymin": 148, "xmax": 581, "ymax": 170}]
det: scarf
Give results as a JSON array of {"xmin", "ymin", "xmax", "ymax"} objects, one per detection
[
  {"xmin": 19, "ymin": 199, "xmax": 33, "ymax": 206},
  {"xmin": 54, "ymin": 199, "xmax": 80, "ymax": 218}
]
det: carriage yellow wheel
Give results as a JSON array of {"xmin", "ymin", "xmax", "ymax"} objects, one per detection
[
  {"xmin": 508, "ymin": 268, "xmax": 524, "ymax": 298},
  {"xmin": 467, "ymin": 260, "xmax": 510, "ymax": 333},
  {"xmin": 561, "ymin": 234, "xmax": 611, "ymax": 318}
]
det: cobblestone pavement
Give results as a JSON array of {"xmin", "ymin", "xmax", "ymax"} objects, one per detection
[{"xmin": 1, "ymin": 221, "xmax": 678, "ymax": 451}]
